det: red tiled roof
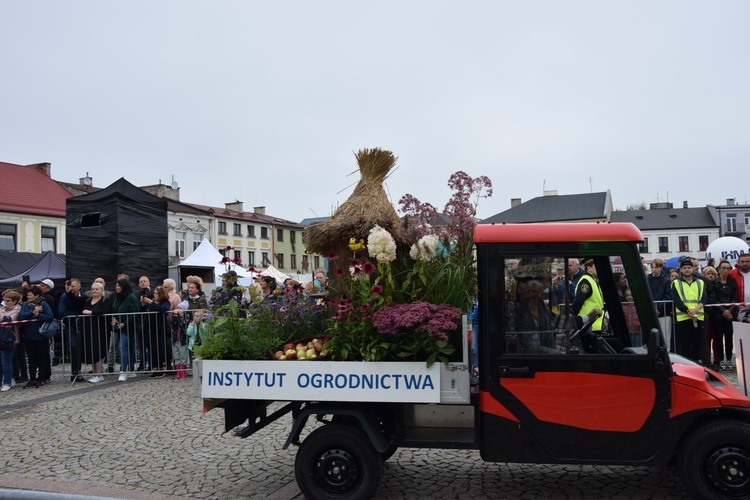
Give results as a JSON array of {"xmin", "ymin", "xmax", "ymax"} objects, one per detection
[{"xmin": 0, "ymin": 162, "xmax": 73, "ymax": 217}]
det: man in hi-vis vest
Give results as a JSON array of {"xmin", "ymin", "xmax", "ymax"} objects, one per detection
[
  {"xmin": 671, "ymin": 256, "xmax": 707, "ymax": 363},
  {"xmin": 572, "ymin": 258, "xmax": 604, "ymax": 332}
]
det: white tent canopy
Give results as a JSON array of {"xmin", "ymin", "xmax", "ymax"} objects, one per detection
[{"xmin": 178, "ymin": 238, "xmax": 254, "ymax": 289}]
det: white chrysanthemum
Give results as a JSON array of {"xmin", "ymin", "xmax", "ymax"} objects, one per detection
[
  {"xmin": 417, "ymin": 235, "xmax": 439, "ymax": 262},
  {"xmin": 367, "ymin": 225, "xmax": 397, "ymax": 263}
]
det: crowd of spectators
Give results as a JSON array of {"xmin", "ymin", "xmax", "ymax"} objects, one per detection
[{"xmin": 0, "ymin": 267, "xmax": 329, "ymax": 392}]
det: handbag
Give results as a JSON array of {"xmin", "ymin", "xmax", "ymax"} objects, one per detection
[
  {"xmin": 0, "ymin": 316, "xmax": 14, "ymax": 351},
  {"xmin": 39, "ymin": 320, "xmax": 59, "ymax": 339}
]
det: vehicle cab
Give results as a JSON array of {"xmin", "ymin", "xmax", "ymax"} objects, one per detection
[{"xmin": 474, "ymin": 222, "xmax": 750, "ymax": 499}]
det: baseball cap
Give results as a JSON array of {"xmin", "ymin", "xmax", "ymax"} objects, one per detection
[{"xmin": 39, "ymin": 279, "xmax": 54, "ymax": 288}]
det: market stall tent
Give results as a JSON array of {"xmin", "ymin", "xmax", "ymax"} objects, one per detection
[
  {"xmin": 0, "ymin": 251, "xmax": 67, "ymax": 290},
  {"xmin": 178, "ymin": 239, "xmax": 253, "ymax": 291}
]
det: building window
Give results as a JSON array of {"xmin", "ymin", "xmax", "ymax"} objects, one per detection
[
  {"xmin": 678, "ymin": 236, "xmax": 689, "ymax": 253},
  {"xmin": 262, "ymin": 252, "xmax": 270, "ymax": 266},
  {"xmin": 291, "ymin": 254, "xmax": 297, "ymax": 269},
  {"xmin": 175, "ymin": 231, "xmax": 186, "ymax": 258},
  {"xmin": 277, "ymin": 253, "xmax": 284, "ymax": 268},
  {"xmin": 727, "ymin": 214, "xmax": 737, "ymax": 233},
  {"xmin": 302, "ymin": 254, "xmax": 309, "ymax": 270},
  {"xmin": 0, "ymin": 224, "xmax": 16, "ymax": 252},
  {"xmin": 233, "ymin": 223, "xmax": 242, "ymax": 236},
  {"xmin": 745, "ymin": 213, "xmax": 750, "ymax": 228},
  {"xmin": 291, "ymin": 230, "xmax": 296, "ymax": 243},
  {"xmin": 658, "ymin": 237, "xmax": 669, "ymax": 253},
  {"xmin": 248, "ymin": 251, "xmax": 255, "ymax": 266},
  {"xmin": 261, "ymin": 227, "xmax": 268, "ymax": 239},
  {"xmin": 193, "ymin": 233, "xmax": 202, "ymax": 251},
  {"xmin": 218, "ymin": 222, "xmax": 227, "ymax": 235},
  {"xmin": 277, "ymin": 228, "xmax": 284, "ymax": 242},
  {"xmin": 247, "ymin": 225, "xmax": 255, "ymax": 237},
  {"xmin": 234, "ymin": 250, "xmax": 242, "ymax": 262},
  {"xmin": 638, "ymin": 237, "xmax": 649, "ymax": 254},
  {"xmin": 314, "ymin": 256, "xmax": 320, "ymax": 269},
  {"xmin": 699, "ymin": 235, "xmax": 709, "ymax": 252},
  {"xmin": 41, "ymin": 227, "xmax": 57, "ymax": 253}
]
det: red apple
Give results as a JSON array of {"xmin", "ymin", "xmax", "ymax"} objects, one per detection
[
  {"xmin": 313, "ymin": 341, "xmax": 323, "ymax": 353},
  {"xmin": 274, "ymin": 351, "xmax": 284, "ymax": 360},
  {"xmin": 283, "ymin": 343, "xmax": 296, "ymax": 352},
  {"xmin": 285, "ymin": 349, "xmax": 297, "ymax": 360}
]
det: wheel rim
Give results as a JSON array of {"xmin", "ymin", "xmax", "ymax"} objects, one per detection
[
  {"xmin": 705, "ymin": 445, "xmax": 750, "ymax": 497},
  {"xmin": 313, "ymin": 448, "xmax": 362, "ymax": 496}
]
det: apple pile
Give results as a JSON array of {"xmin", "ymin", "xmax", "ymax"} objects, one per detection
[{"xmin": 274, "ymin": 338, "xmax": 327, "ymax": 360}]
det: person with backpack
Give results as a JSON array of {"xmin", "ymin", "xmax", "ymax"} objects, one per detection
[{"xmin": 0, "ymin": 290, "xmax": 22, "ymax": 392}]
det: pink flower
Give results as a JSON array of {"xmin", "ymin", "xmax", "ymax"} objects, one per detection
[
  {"xmin": 327, "ymin": 251, "xmax": 339, "ymax": 262},
  {"xmin": 371, "ymin": 285, "xmax": 383, "ymax": 296},
  {"xmin": 335, "ymin": 268, "xmax": 345, "ymax": 277},
  {"xmin": 362, "ymin": 261, "xmax": 376, "ymax": 275}
]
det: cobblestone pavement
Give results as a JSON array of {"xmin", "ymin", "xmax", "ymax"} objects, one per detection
[{"xmin": 0, "ymin": 367, "xmax": 742, "ymax": 499}]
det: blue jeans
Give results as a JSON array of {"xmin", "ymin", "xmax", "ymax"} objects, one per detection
[
  {"xmin": 119, "ymin": 332, "xmax": 136, "ymax": 372},
  {"xmin": 0, "ymin": 346, "xmax": 15, "ymax": 385}
]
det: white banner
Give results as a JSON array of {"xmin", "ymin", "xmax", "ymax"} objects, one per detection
[{"xmin": 202, "ymin": 360, "xmax": 441, "ymax": 403}]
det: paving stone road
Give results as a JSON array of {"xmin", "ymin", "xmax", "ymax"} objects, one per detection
[{"xmin": 0, "ymin": 367, "xmax": 743, "ymax": 499}]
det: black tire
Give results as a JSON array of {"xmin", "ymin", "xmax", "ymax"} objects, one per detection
[
  {"xmin": 678, "ymin": 419, "xmax": 750, "ymax": 499},
  {"xmin": 295, "ymin": 424, "xmax": 383, "ymax": 500}
]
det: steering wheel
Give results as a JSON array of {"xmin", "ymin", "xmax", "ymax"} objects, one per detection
[{"xmin": 568, "ymin": 316, "xmax": 617, "ymax": 354}]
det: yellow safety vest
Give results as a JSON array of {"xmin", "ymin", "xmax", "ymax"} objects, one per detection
[
  {"xmin": 672, "ymin": 278, "xmax": 705, "ymax": 323},
  {"xmin": 575, "ymin": 274, "xmax": 604, "ymax": 331}
]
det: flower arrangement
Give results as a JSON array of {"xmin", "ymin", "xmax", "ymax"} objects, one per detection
[
  {"xmin": 195, "ymin": 295, "xmax": 327, "ymax": 360},
  {"xmin": 321, "ymin": 171, "xmax": 492, "ymax": 366}
]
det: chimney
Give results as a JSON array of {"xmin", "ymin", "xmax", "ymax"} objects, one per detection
[
  {"xmin": 29, "ymin": 162, "xmax": 51, "ymax": 177},
  {"xmin": 225, "ymin": 201, "xmax": 243, "ymax": 212},
  {"xmin": 683, "ymin": 201, "xmax": 688, "ymax": 209},
  {"xmin": 511, "ymin": 198, "xmax": 522, "ymax": 208},
  {"xmin": 727, "ymin": 198, "xmax": 736, "ymax": 206},
  {"xmin": 543, "ymin": 190, "xmax": 558, "ymax": 197},
  {"xmin": 254, "ymin": 206, "xmax": 266, "ymax": 215}
]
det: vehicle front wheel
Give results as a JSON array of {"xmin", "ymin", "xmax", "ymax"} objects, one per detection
[
  {"xmin": 295, "ymin": 423, "xmax": 384, "ymax": 500},
  {"xmin": 678, "ymin": 419, "xmax": 750, "ymax": 499}
]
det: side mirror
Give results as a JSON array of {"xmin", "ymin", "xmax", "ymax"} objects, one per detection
[{"xmin": 648, "ymin": 327, "xmax": 661, "ymax": 360}]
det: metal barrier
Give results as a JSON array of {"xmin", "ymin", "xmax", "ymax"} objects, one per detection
[{"xmin": 49, "ymin": 309, "xmax": 203, "ymax": 382}]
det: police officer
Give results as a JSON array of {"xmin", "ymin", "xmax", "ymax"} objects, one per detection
[
  {"xmin": 671, "ymin": 256, "xmax": 707, "ymax": 363},
  {"xmin": 572, "ymin": 258, "xmax": 604, "ymax": 333}
]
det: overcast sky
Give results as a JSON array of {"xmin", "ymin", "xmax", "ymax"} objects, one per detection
[{"xmin": 2, "ymin": 1, "xmax": 749, "ymax": 222}]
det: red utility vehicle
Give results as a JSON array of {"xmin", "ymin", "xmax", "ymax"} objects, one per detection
[{"xmin": 202, "ymin": 222, "xmax": 750, "ymax": 500}]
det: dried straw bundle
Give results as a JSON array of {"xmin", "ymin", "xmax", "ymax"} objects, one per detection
[{"xmin": 303, "ymin": 148, "xmax": 403, "ymax": 255}]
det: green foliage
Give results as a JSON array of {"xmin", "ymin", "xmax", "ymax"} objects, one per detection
[{"xmin": 194, "ymin": 297, "xmax": 327, "ymax": 360}]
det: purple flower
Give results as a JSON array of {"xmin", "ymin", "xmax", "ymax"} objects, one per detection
[{"xmin": 362, "ymin": 261, "xmax": 376, "ymax": 275}]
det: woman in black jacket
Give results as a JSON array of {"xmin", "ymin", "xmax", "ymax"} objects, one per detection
[{"xmin": 710, "ymin": 260, "xmax": 739, "ymax": 370}]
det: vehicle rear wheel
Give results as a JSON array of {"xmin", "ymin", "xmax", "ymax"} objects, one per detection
[
  {"xmin": 678, "ymin": 420, "xmax": 750, "ymax": 499},
  {"xmin": 295, "ymin": 423, "xmax": 383, "ymax": 500}
]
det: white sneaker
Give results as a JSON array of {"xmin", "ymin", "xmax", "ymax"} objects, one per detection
[
  {"xmin": 10, "ymin": 379, "xmax": 15, "ymax": 387},
  {"xmin": 88, "ymin": 376, "xmax": 104, "ymax": 383},
  {"xmin": 118, "ymin": 373, "xmax": 128, "ymax": 382},
  {"xmin": 727, "ymin": 360, "xmax": 734, "ymax": 370},
  {"xmin": 1, "ymin": 385, "xmax": 10, "ymax": 392}
]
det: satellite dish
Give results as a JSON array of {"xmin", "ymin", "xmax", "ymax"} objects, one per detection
[{"xmin": 171, "ymin": 180, "xmax": 179, "ymax": 189}]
